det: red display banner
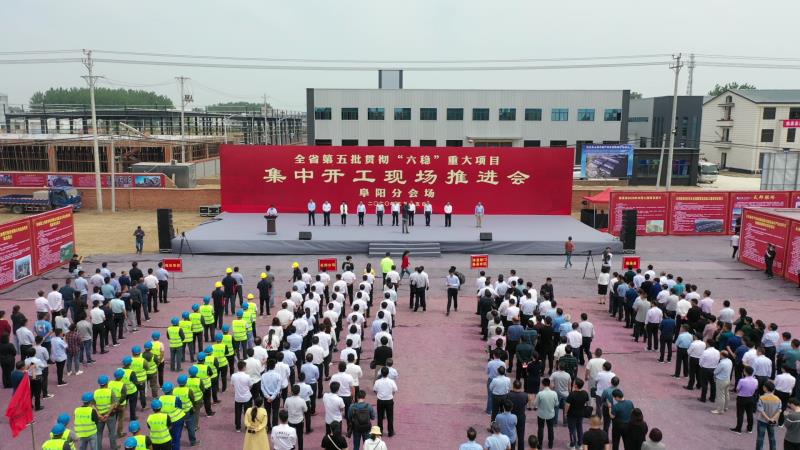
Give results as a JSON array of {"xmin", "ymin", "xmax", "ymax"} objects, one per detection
[
  {"xmin": 609, "ymin": 192, "xmax": 669, "ymax": 236},
  {"xmin": 219, "ymin": 145, "xmax": 573, "ymax": 214},
  {"xmin": 668, "ymin": 192, "xmax": 729, "ymax": 235},
  {"xmin": 30, "ymin": 208, "xmax": 76, "ymax": 276},
  {"xmin": 739, "ymin": 209, "xmax": 790, "ymax": 276},
  {"xmin": 0, "ymin": 218, "xmax": 34, "ymax": 290},
  {"xmin": 784, "ymin": 119, "xmax": 800, "ymax": 128},
  {"xmin": 471, "ymin": 254, "xmax": 489, "ymax": 269},
  {"xmin": 621, "ymin": 256, "xmax": 640, "ymax": 270},
  {"xmin": 784, "ymin": 221, "xmax": 800, "ymax": 284},
  {"xmin": 318, "ymin": 258, "xmax": 338, "ymax": 272},
  {"xmin": 0, "ymin": 172, "xmax": 166, "ymax": 189},
  {"xmin": 792, "ymin": 192, "xmax": 800, "ymax": 209},
  {"xmin": 729, "ymin": 191, "xmax": 791, "ymax": 234},
  {"xmin": 162, "ymin": 258, "xmax": 183, "ymax": 273}
]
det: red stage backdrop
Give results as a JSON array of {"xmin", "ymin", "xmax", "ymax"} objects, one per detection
[
  {"xmin": 0, "ymin": 219, "xmax": 34, "ymax": 290},
  {"xmin": 220, "ymin": 145, "xmax": 573, "ymax": 214},
  {"xmin": 739, "ymin": 208, "xmax": 790, "ymax": 276},
  {"xmin": 728, "ymin": 191, "xmax": 790, "ymax": 234},
  {"xmin": 608, "ymin": 191, "xmax": 669, "ymax": 236},
  {"xmin": 785, "ymin": 221, "xmax": 800, "ymax": 284},
  {"xmin": 668, "ymin": 192, "xmax": 729, "ymax": 235}
]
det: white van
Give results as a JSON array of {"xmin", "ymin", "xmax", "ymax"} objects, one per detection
[{"xmin": 698, "ymin": 161, "xmax": 719, "ymax": 183}]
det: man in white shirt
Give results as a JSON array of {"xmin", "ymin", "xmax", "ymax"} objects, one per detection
[
  {"xmin": 143, "ymin": 269, "xmax": 159, "ymax": 313},
  {"xmin": 322, "ymin": 200, "xmax": 332, "ymax": 226},
  {"xmin": 423, "ymin": 201, "xmax": 433, "ymax": 226},
  {"xmin": 244, "ymin": 350, "xmax": 264, "ymax": 398},
  {"xmin": 686, "ymin": 335, "xmax": 706, "ymax": 390},
  {"xmin": 323, "ymin": 382, "xmax": 346, "ymax": 430},
  {"xmin": 283, "ymin": 385, "xmax": 307, "ymax": 448},
  {"xmin": 231, "ymin": 360, "xmax": 253, "ymax": 431},
  {"xmin": 578, "ymin": 314, "xmax": 595, "ymax": 364},
  {"xmin": 35, "ymin": 290, "xmax": 52, "ymax": 316},
  {"xmin": 47, "ymin": 285, "xmax": 64, "ymax": 315},
  {"xmin": 271, "ymin": 410, "xmax": 298, "ymax": 450},
  {"xmin": 89, "ymin": 300, "xmax": 107, "ymax": 354},
  {"xmin": 698, "ymin": 341, "xmax": 720, "ymax": 403},
  {"xmin": 585, "ymin": 349, "xmax": 606, "ymax": 390},
  {"xmin": 331, "ymin": 362, "xmax": 355, "ymax": 432},
  {"xmin": 375, "ymin": 202, "xmax": 385, "ymax": 226},
  {"xmin": 408, "ymin": 202, "xmax": 416, "ymax": 226},
  {"xmin": 307, "ymin": 199, "xmax": 316, "ymax": 226},
  {"xmin": 89, "ymin": 269, "xmax": 105, "ymax": 289},
  {"xmin": 390, "ymin": 202, "xmax": 400, "ymax": 226},
  {"xmin": 645, "ymin": 303, "xmax": 664, "ymax": 352},
  {"xmin": 373, "ymin": 366, "xmax": 398, "ymax": 436},
  {"xmin": 718, "ymin": 300, "xmax": 735, "ymax": 324},
  {"xmin": 443, "ymin": 202, "xmax": 453, "ymax": 227},
  {"xmin": 775, "ymin": 371, "xmax": 796, "ymax": 425},
  {"xmin": 698, "ymin": 290, "xmax": 714, "ymax": 315},
  {"xmin": 357, "ymin": 202, "xmax": 367, "ymax": 226}
]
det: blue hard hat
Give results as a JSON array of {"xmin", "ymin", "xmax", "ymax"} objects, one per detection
[
  {"xmin": 162, "ymin": 381, "xmax": 174, "ymax": 393},
  {"xmin": 128, "ymin": 421, "xmax": 140, "ymax": 433},
  {"xmin": 57, "ymin": 413, "xmax": 70, "ymax": 425},
  {"xmin": 197, "ymin": 352, "xmax": 206, "ymax": 361},
  {"xmin": 81, "ymin": 392, "xmax": 94, "ymax": 403},
  {"xmin": 236, "ymin": 310, "xmax": 243, "ymax": 318},
  {"xmin": 192, "ymin": 303, "xmax": 199, "ymax": 311},
  {"xmin": 125, "ymin": 437, "xmax": 138, "ymax": 449},
  {"xmin": 188, "ymin": 366, "xmax": 198, "ymax": 376},
  {"xmin": 114, "ymin": 368, "xmax": 125, "ymax": 379},
  {"xmin": 151, "ymin": 399, "xmax": 162, "ymax": 410},
  {"xmin": 203, "ymin": 296, "xmax": 211, "ymax": 303},
  {"xmin": 171, "ymin": 317, "xmax": 179, "ymax": 326},
  {"xmin": 177, "ymin": 374, "xmax": 188, "ymax": 385},
  {"xmin": 122, "ymin": 356, "xmax": 133, "ymax": 366},
  {"xmin": 242, "ymin": 302, "xmax": 249, "ymax": 310},
  {"xmin": 51, "ymin": 423, "xmax": 66, "ymax": 436},
  {"xmin": 151, "ymin": 331, "xmax": 160, "ymax": 339},
  {"xmin": 182, "ymin": 311, "xmax": 190, "ymax": 319},
  {"xmin": 131, "ymin": 346, "xmax": 141, "ymax": 354},
  {"xmin": 222, "ymin": 324, "xmax": 230, "ymax": 332},
  {"xmin": 205, "ymin": 345, "xmax": 213, "ymax": 354},
  {"xmin": 215, "ymin": 332, "xmax": 223, "ymax": 341},
  {"xmin": 144, "ymin": 341, "xmax": 152, "ymax": 350},
  {"xmin": 97, "ymin": 375, "xmax": 109, "ymax": 385}
]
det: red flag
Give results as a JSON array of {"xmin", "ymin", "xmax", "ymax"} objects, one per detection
[{"xmin": 5, "ymin": 373, "xmax": 33, "ymax": 437}]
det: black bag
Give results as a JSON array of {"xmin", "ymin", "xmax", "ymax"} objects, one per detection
[
  {"xmin": 583, "ymin": 404, "xmax": 594, "ymax": 419},
  {"xmin": 455, "ymin": 271, "xmax": 466, "ymax": 286},
  {"xmin": 352, "ymin": 405, "xmax": 372, "ymax": 433}
]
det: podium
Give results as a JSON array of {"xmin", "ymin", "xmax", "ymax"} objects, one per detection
[{"xmin": 264, "ymin": 215, "xmax": 277, "ymax": 235}]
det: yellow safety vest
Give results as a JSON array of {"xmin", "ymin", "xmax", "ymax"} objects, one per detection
[
  {"xmin": 145, "ymin": 353, "xmax": 157, "ymax": 376},
  {"xmin": 186, "ymin": 377, "xmax": 203, "ymax": 402},
  {"xmin": 122, "ymin": 368, "xmax": 138, "ymax": 395},
  {"xmin": 73, "ymin": 406, "xmax": 97, "ymax": 437},
  {"xmin": 93, "ymin": 387, "xmax": 113, "ymax": 415},
  {"xmin": 205, "ymin": 354, "xmax": 218, "ymax": 378},
  {"xmin": 179, "ymin": 320, "xmax": 193, "ymax": 343},
  {"xmin": 173, "ymin": 386, "xmax": 193, "ymax": 413},
  {"xmin": 222, "ymin": 334, "xmax": 234, "ymax": 356},
  {"xmin": 194, "ymin": 363, "xmax": 211, "ymax": 389},
  {"xmin": 109, "ymin": 380, "xmax": 127, "ymax": 406},
  {"xmin": 49, "ymin": 429, "xmax": 76, "ymax": 450},
  {"xmin": 231, "ymin": 319, "xmax": 247, "ymax": 341},
  {"xmin": 146, "ymin": 412, "xmax": 171, "ymax": 444},
  {"xmin": 42, "ymin": 438, "xmax": 67, "ymax": 450},
  {"xmin": 151, "ymin": 341, "xmax": 163, "ymax": 361},
  {"xmin": 199, "ymin": 304, "xmax": 215, "ymax": 325},
  {"xmin": 131, "ymin": 356, "xmax": 147, "ymax": 383},
  {"xmin": 244, "ymin": 317, "xmax": 252, "ymax": 333},
  {"xmin": 189, "ymin": 312, "xmax": 203, "ymax": 333},
  {"xmin": 212, "ymin": 343, "xmax": 228, "ymax": 367},
  {"xmin": 167, "ymin": 326, "xmax": 182, "ymax": 348},
  {"xmin": 131, "ymin": 435, "xmax": 148, "ymax": 450},
  {"xmin": 158, "ymin": 394, "xmax": 185, "ymax": 422}
]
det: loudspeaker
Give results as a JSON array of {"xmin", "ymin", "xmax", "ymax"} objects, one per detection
[
  {"xmin": 480, "ymin": 232, "xmax": 493, "ymax": 241},
  {"xmin": 621, "ymin": 209, "xmax": 637, "ymax": 252},
  {"xmin": 298, "ymin": 231, "xmax": 312, "ymax": 240},
  {"xmin": 156, "ymin": 208, "xmax": 175, "ymax": 253}
]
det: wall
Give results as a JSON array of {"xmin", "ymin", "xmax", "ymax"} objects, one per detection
[
  {"xmin": 0, "ymin": 187, "xmax": 220, "ymax": 212},
  {"xmin": 701, "ymin": 92, "xmax": 760, "ymax": 172}
]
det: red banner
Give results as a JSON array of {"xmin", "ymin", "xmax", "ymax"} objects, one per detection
[
  {"xmin": 739, "ymin": 209, "xmax": 790, "ymax": 276},
  {"xmin": 609, "ymin": 191, "xmax": 669, "ymax": 236},
  {"xmin": 30, "ymin": 208, "xmax": 76, "ymax": 276},
  {"xmin": 668, "ymin": 192, "xmax": 728, "ymax": 235},
  {"xmin": 220, "ymin": 145, "xmax": 573, "ymax": 215},
  {"xmin": 471, "ymin": 254, "xmax": 489, "ymax": 269},
  {"xmin": 0, "ymin": 219, "xmax": 34, "ymax": 290},
  {"xmin": 318, "ymin": 258, "xmax": 338, "ymax": 272},
  {"xmin": 791, "ymin": 192, "xmax": 800, "ymax": 209},
  {"xmin": 784, "ymin": 119, "xmax": 800, "ymax": 128},
  {"xmin": 729, "ymin": 191, "xmax": 791, "ymax": 234},
  {"xmin": 784, "ymin": 221, "xmax": 800, "ymax": 284},
  {"xmin": 162, "ymin": 258, "xmax": 183, "ymax": 273},
  {"xmin": 621, "ymin": 256, "xmax": 640, "ymax": 270},
  {"xmin": 0, "ymin": 172, "xmax": 166, "ymax": 188}
]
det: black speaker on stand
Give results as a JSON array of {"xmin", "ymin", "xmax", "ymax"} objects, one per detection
[
  {"xmin": 621, "ymin": 209, "xmax": 637, "ymax": 253},
  {"xmin": 157, "ymin": 208, "xmax": 175, "ymax": 253}
]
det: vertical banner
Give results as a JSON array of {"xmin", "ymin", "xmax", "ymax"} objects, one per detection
[
  {"xmin": 470, "ymin": 254, "xmax": 489, "ymax": 269},
  {"xmin": 30, "ymin": 207, "xmax": 76, "ymax": 276},
  {"xmin": 0, "ymin": 219, "xmax": 34, "ymax": 290},
  {"xmin": 668, "ymin": 192, "xmax": 729, "ymax": 235},
  {"xmin": 739, "ymin": 208, "xmax": 790, "ymax": 276},
  {"xmin": 609, "ymin": 192, "xmax": 669, "ymax": 236},
  {"xmin": 784, "ymin": 221, "xmax": 800, "ymax": 285},
  {"xmin": 728, "ymin": 191, "xmax": 791, "ymax": 234}
]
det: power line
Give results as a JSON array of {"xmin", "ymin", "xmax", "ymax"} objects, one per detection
[
  {"xmin": 0, "ymin": 58, "xmax": 83, "ymax": 64},
  {"xmin": 697, "ymin": 62, "xmax": 800, "ymax": 70},
  {"xmin": 0, "ymin": 49, "xmax": 81, "ymax": 55}
]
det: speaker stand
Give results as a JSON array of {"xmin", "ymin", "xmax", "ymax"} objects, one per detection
[
  {"xmin": 582, "ymin": 250, "xmax": 597, "ymax": 280},
  {"xmin": 178, "ymin": 232, "xmax": 194, "ymax": 257}
]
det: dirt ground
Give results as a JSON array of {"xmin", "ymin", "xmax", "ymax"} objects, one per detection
[{"xmin": 0, "ymin": 210, "xmax": 207, "ymax": 256}]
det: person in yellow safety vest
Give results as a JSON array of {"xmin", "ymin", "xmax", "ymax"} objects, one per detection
[
  {"xmin": 166, "ymin": 318, "xmax": 185, "ymax": 373},
  {"xmin": 51, "ymin": 413, "xmax": 78, "ymax": 450},
  {"xmin": 199, "ymin": 297, "xmax": 215, "ymax": 343},
  {"xmin": 221, "ymin": 325, "xmax": 235, "ymax": 372},
  {"xmin": 245, "ymin": 294, "xmax": 258, "ymax": 334},
  {"xmin": 43, "ymin": 424, "xmax": 71, "ymax": 450},
  {"xmin": 158, "ymin": 382, "xmax": 185, "ymax": 450},
  {"xmin": 189, "ymin": 304, "xmax": 203, "ymax": 361},
  {"xmin": 74, "ymin": 392, "xmax": 99, "ymax": 450},
  {"xmin": 173, "ymin": 374, "xmax": 198, "ymax": 446},
  {"xmin": 186, "ymin": 365, "xmax": 212, "ymax": 419},
  {"xmin": 231, "ymin": 310, "xmax": 248, "ymax": 361},
  {"xmin": 146, "ymin": 399, "xmax": 172, "ymax": 450},
  {"xmin": 179, "ymin": 312, "xmax": 195, "ymax": 364},
  {"xmin": 142, "ymin": 342, "xmax": 160, "ymax": 401},
  {"xmin": 193, "ymin": 354, "xmax": 215, "ymax": 417},
  {"xmin": 93, "ymin": 374, "xmax": 119, "ymax": 450},
  {"xmin": 211, "ymin": 332, "xmax": 229, "ymax": 392},
  {"xmin": 203, "ymin": 345, "xmax": 221, "ymax": 404},
  {"xmin": 121, "ymin": 356, "xmax": 140, "ymax": 421},
  {"xmin": 109, "ymin": 369, "xmax": 129, "ymax": 439},
  {"xmin": 242, "ymin": 301, "xmax": 255, "ymax": 348},
  {"xmin": 130, "ymin": 346, "xmax": 150, "ymax": 412},
  {"xmin": 124, "ymin": 420, "xmax": 152, "ymax": 450},
  {"xmin": 150, "ymin": 332, "xmax": 165, "ymax": 387}
]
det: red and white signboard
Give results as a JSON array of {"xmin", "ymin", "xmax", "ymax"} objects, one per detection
[
  {"xmin": 471, "ymin": 254, "xmax": 489, "ymax": 269},
  {"xmin": 609, "ymin": 191, "xmax": 669, "ymax": 236},
  {"xmin": 162, "ymin": 258, "xmax": 184, "ymax": 273},
  {"xmin": 739, "ymin": 208, "xmax": 790, "ymax": 277},
  {"xmin": 621, "ymin": 256, "xmax": 641, "ymax": 270},
  {"xmin": 0, "ymin": 172, "xmax": 167, "ymax": 188},
  {"xmin": 784, "ymin": 221, "xmax": 800, "ymax": 284},
  {"xmin": 784, "ymin": 119, "xmax": 800, "ymax": 128},
  {"xmin": 0, "ymin": 219, "xmax": 34, "ymax": 290},
  {"xmin": 30, "ymin": 208, "xmax": 76, "ymax": 276},
  {"xmin": 318, "ymin": 258, "xmax": 338, "ymax": 272},
  {"xmin": 729, "ymin": 191, "xmax": 791, "ymax": 234},
  {"xmin": 668, "ymin": 192, "xmax": 728, "ymax": 235}
]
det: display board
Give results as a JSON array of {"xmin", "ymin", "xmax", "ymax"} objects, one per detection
[
  {"xmin": 728, "ymin": 191, "xmax": 791, "ymax": 234},
  {"xmin": 580, "ymin": 144, "xmax": 634, "ymax": 178},
  {"xmin": 739, "ymin": 209, "xmax": 790, "ymax": 277},
  {"xmin": 668, "ymin": 192, "xmax": 729, "ymax": 235},
  {"xmin": 220, "ymin": 145, "xmax": 574, "ymax": 215},
  {"xmin": 0, "ymin": 219, "xmax": 34, "ymax": 290},
  {"xmin": 784, "ymin": 221, "xmax": 800, "ymax": 284},
  {"xmin": 608, "ymin": 191, "xmax": 669, "ymax": 236},
  {"xmin": 0, "ymin": 172, "xmax": 166, "ymax": 188}
]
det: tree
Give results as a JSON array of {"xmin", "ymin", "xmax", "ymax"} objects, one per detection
[
  {"xmin": 630, "ymin": 91, "xmax": 643, "ymax": 99},
  {"xmin": 205, "ymin": 101, "xmax": 270, "ymax": 113},
  {"xmin": 29, "ymin": 87, "xmax": 173, "ymax": 108},
  {"xmin": 708, "ymin": 82, "xmax": 756, "ymax": 97}
]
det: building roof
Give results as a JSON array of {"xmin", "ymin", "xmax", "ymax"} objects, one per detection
[{"xmin": 728, "ymin": 89, "xmax": 800, "ymax": 104}]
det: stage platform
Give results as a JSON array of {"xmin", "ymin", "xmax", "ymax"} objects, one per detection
[{"xmin": 172, "ymin": 213, "xmax": 621, "ymax": 255}]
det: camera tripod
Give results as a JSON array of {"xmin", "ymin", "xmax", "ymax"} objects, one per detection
[{"xmin": 583, "ymin": 249, "xmax": 597, "ymax": 280}]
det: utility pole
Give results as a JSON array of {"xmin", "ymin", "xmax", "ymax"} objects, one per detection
[
  {"xmin": 665, "ymin": 53, "xmax": 683, "ymax": 191},
  {"xmin": 655, "ymin": 133, "xmax": 667, "ymax": 188},
  {"xmin": 81, "ymin": 49, "xmax": 103, "ymax": 213},
  {"xmin": 109, "ymin": 140, "xmax": 116, "ymax": 212},
  {"xmin": 686, "ymin": 53, "xmax": 695, "ymax": 96},
  {"xmin": 263, "ymin": 94, "xmax": 269, "ymax": 145},
  {"xmin": 176, "ymin": 76, "xmax": 190, "ymax": 162}
]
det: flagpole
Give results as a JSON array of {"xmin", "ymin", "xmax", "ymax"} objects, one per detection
[{"xmin": 30, "ymin": 421, "xmax": 36, "ymax": 450}]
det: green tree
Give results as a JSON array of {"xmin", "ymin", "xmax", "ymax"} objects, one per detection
[
  {"xmin": 630, "ymin": 91, "xmax": 643, "ymax": 99},
  {"xmin": 29, "ymin": 87, "xmax": 173, "ymax": 108},
  {"xmin": 708, "ymin": 82, "xmax": 756, "ymax": 97},
  {"xmin": 206, "ymin": 101, "xmax": 270, "ymax": 113}
]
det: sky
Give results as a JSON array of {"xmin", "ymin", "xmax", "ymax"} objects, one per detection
[{"xmin": 3, "ymin": 0, "xmax": 800, "ymax": 111}]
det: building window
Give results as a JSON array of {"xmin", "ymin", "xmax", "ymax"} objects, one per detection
[
  {"xmin": 550, "ymin": 140, "xmax": 567, "ymax": 147},
  {"xmin": 761, "ymin": 129, "xmax": 775, "ymax": 142},
  {"xmin": 394, "ymin": 139, "xmax": 411, "ymax": 146},
  {"xmin": 628, "ymin": 116, "xmax": 649, "ymax": 123},
  {"xmin": 472, "ymin": 108, "xmax": 490, "ymax": 121},
  {"xmin": 763, "ymin": 107, "xmax": 776, "ymax": 120},
  {"xmin": 639, "ymin": 137, "xmax": 648, "ymax": 147},
  {"xmin": 314, "ymin": 139, "xmax": 332, "ymax": 146},
  {"xmin": 447, "ymin": 108, "xmax": 464, "ymax": 120},
  {"xmin": 341, "ymin": 108, "xmax": 358, "ymax": 120},
  {"xmin": 578, "ymin": 109, "xmax": 595, "ymax": 121},
  {"xmin": 524, "ymin": 108, "xmax": 542, "ymax": 121},
  {"xmin": 604, "ymin": 109, "xmax": 622, "ymax": 121},
  {"xmin": 367, "ymin": 108, "xmax": 385, "ymax": 120},
  {"xmin": 523, "ymin": 140, "xmax": 541, "ymax": 147},
  {"xmin": 394, "ymin": 108, "xmax": 411, "ymax": 120},
  {"xmin": 790, "ymin": 108, "xmax": 800, "ymax": 120},
  {"xmin": 672, "ymin": 159, "xmax": 689, "ymax": 177},
  {"xmin": 341, "ymin": 139, "xmax": 359, "ymax": 146},
  {"xmin": 498, "ymin": 108, "xmax": 516, "ymax": 121},
  {"xmin": 789, "ymin": 128, "xmax": 797, "ymax": 143},
  {"xmin": 420, "ymin": 108, "xmax": 437, "ymax": 121},
  {"xmin": 636, "ymin": 159, "xmax": 661, "ymax": 177},
  {"xmin": 419, "ymin": 139, "xmax": 437, "ymax": 147},
  {"xmin": 551, "ymin": 108, "xmax": 569, "ymax": 121},
  {"xmin": 602, "ymin": 141, "xmax": 620, "ymax": 144},
  {"xmin": 367, "ymin": 140, "xmax": 384, "ymax": 146},
  {"xmin": 445, "ymin": 139, "xmax": 463, "ymax": 147},
  {"xmin": 314, "ymin": 107, "xmax": 331, "ymax": 120}
]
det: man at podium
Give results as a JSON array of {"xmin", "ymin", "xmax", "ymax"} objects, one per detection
[
  {"xmin": 266, "ymin": 205, "xmax": 278, "ymax": 217},
  {"xmin": 264, "ymin": 205, "xmax": 278, "ymax": 235}
]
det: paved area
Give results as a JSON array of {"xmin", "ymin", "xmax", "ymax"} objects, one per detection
[{"xmin": 2, "ymin": 235, "xmax": 799, "ymax": 449}]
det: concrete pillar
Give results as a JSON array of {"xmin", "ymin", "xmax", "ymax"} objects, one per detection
[
  {"xmin": 47, "ymin": 144, "xmax": 57, "ymax": 172},
  {"xmin": 164, "ymin": 145, "xmax": 173, "ymax": 163}
]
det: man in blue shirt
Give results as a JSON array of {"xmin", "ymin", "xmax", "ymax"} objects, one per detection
[
  {"xmin": 301, "ymin": 354, "xmax": 320, "ymax": 410},
  {"xmin": 659, "ymin": 316, "xmax": 677, "ymax": 363},
  {"xmin": 486, "ymin": 350, "xmax": 505, "ymax": 415},
  {"xmin": 260, "ymin": 358, "xmax": 282, "ymax": 430},
  {"xmin": 624, "ymin": 283, "xmax": 638, "ymax": 329},
  {"xmin": 458, "ymin": 427, "xmax": 483, "ymax": 450},
  {"xmin": 484, "ymin": 421, "xmax": 511, "ymax": 450},
  {"xmin": 495, "ymin": 400, "xmax": 518, "ymax": 448},
  {"xmin": 674, "ymin": 325, "xmax": 693, "ymax": 378},
  {"xmin": 506, "ymin": 318, "xmax": 524, "ymax": 372}
]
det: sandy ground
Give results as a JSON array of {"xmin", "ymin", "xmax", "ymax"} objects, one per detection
[{"xmin": 0, "ymin": 210, "xmax": 207, "ymax": 256}]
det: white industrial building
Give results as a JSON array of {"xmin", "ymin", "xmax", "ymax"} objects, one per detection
[
  {"xmin": 0, "ymin": 93, "xmax": 8, "ymax": 132},
  {"xmin": 701, "ymin": 89, "xmax": 800, "ymax": 173},
  {"xmin": 306, "ymin": 88, "xmax": 631, "ymax": 161}
]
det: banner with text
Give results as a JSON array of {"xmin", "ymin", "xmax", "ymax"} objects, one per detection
[
  {"xmin": 0, "ymin": 172, "xmax": 166, "ymax": 189},
  {"xmin": 739, "ymin": 209, "xmax": 790, "ymax": 277},
  {"xmin": 668, "ymin": 192, "xmax": 729, "ymax": 235},
  {"xmin": 728, "ymin": 191, "xmax": 790, "ymax": 234},
  {"xmin": 784, "ymin": 221, "xmax": 800, "ymax": 284},
  {"xmin": 220, "ymin": 145, "xmax": 574, "ymax": 214},
  {"xmin": 0, "ymin": 219, "xmax": 34, "ymax": 290},
  {"xmin": 609, "ymin": 191, "xmax": 669, "ymax": 236}
]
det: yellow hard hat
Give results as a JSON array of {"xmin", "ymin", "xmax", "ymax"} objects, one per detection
[
  {"xmin": 226, "ymin": 267, "xmax": 233, "ymax": 274},
  {"xmin": 261, "ymin": 272, "xmax": 267, "ymax": 279},
  {"xmin": 292, "ymin": 262, "xmax": 299, "ymax": 268},
  {"xmin": 247, "ymin": 293, "xmax": 254, "ymax": 300},
  {"xmin": 214, "ymin": 281, "xmax": 223, "ymax": 288}
]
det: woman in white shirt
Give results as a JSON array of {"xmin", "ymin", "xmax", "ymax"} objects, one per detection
[
  {"xmin": 339, "ymin": 202, "xmax": 348, "ymax": 226},
  {"xmin": 597, "ymin": 267, "xmax": 611, "ymax": 305}
]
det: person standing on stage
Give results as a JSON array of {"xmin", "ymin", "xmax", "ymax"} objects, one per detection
[
  {"xmin": 376, "ymin": 202, "xmax": 385, "ymax": 226},
  {"xmin": 424, "ymin": 202, "xmax": 433, "ymax": 226},
  {"xmin": 340, "ymin": 201, "xmax": 349, "ymax": 226},
  {"xmin": 391, "ymin": 202, "xmax": 400, "ymax": 227},
  {"xmin": 401, "ymin": 203, "xmax": 410, "ymax": 234},
  {"xmin": 307, "ymin": 199, "xmax": 316, "ymax": 226},
  {"xmin": 564, "ymin": 236, "xmax": 575, "ymax": 269},
  {"xmin": 322, "ymin": 200, "xmax": 332, "ymax": 226},
  {"xmin": 444, "ymin": 202, "xmax": 453, "ymax": 227},
  {"xmin": 408, "ymin": 202, "xmax": 416, "ymax": 226},
  {"xmin": 357, "ymin": 202, "xmax": 366, "ymax": 226},
  {"xmin": 475, "ymin": 202, "xmax": 485, "ymax": 228}
]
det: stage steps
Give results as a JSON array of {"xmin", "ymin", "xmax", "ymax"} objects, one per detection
[{"xmin": 368, "ymin": 242, "xmax": 441, "ymax": 257}]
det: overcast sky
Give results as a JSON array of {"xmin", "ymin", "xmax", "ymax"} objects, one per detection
[{"xmin": 3, "ymin": 0, "xmax": 799, "ymax": 110}]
